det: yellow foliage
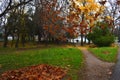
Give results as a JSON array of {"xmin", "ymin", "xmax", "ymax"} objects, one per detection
[
  {"xmin": 74, "ymin": 0, "xmax": 84, "ymax": 3},
  {"xmin": 99, "ymin": 6, "xmax": 105, "ymax": 12},
  {"xmin": 86, "ymin": 15, "xmax": 92, "ymax": 20},
  {"xmin": 87, "ymin": 0, "xmax": 94, "ymax": 3},
  {"xmin": 68, "ymin": 0, "xmax": 106, "ymax": 30},
  {"xmin": 106, "ymin": 16, "xmax": 113, "ymax": 20},
  {"xmin": 89, "ymin": 21, "xmax": 95, "ymax": 27},
  {"xmin": 79, "ymin": 6, "xmax": 85, "ymax": 10},
  {"xmin": 71, "ymin": 11, "xmax": 76, "ymax": 15},
  {"xmin": 79, "ymin": 6, "xmax": 89, "ymax": 13},
  {"xmin": 74, "ymin": 0, "xmax": 101, "ymax": 13},
  {"xmin": 87, "ymin": 3, "xmax": 100, "ymax": 11}
]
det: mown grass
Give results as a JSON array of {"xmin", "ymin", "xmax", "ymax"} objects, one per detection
[
  {"xmin": 89, "ymin": 47, "xmax": 118, "ymax": 62},
  {"xmin": 0, "ymin": 47, "xmax": 84, "ymax": 80}
]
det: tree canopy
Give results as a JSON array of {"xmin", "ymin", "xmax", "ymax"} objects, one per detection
[{"xmin": 0, "ymin": 0, "xmax": 119, "ymax": 47}]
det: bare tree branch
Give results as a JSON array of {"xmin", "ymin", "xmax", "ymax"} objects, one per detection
[{"xmin": 0, "ymin": 0, "xmax": 33, "ymax": 17}]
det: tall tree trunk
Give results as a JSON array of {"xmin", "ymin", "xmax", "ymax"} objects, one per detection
[
  {"xmin": 3, "ymin": 34, "xmax": 8, "ymax": 47},
  {"xmin": 81, "ymin": 34, "xmax": 84, "ymax": 46},
  {"xmin": 11, "ymin": 34, "xmax": 14, "ymax": 47},
  {"xmin": 15, "ymin": 33, "xmax": 19, "ymax": 48},
  {"xmin": 38, "ymin": 32, "xmax": 42, "ymax": 43},
  {"xmin": 3, "ymin": 27, "xmax": 8, "ymax": 47},
  {"xmin": 118, "ymin": 27, "xmax": 120, "ymax": 42},
  {"xmin": 84, "ymin": 35, "xmax": 86, "ymax": 44},
  {"xmin": 21, "ymin": 34, "xmax": 25, "ymax": 47},
  {"xmin": 88, "ymin": 40, "xmax": 90, "ymax": 44},
  {"xmin": 80, "ymin": 1, "xmax": 86, "ymax": 46}
]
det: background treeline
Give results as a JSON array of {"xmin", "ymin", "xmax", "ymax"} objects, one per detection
[{"xmin": 0, "ymin": 0, "xmax": 120, "ymax": 48}]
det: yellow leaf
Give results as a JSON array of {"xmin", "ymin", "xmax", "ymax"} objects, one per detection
[
  {"xmin": 106, "ymin": 16, "xmax": 113, "ymax": 20},
  {"xmin": 87, "ymin": 0, "xmax": 94, "ymax": 3}
]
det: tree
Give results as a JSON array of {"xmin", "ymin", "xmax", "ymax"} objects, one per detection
[
  {"xmin": 0, "ymin": 0, "xmax": 33, "ymax": 17},
  {"xmin": 34, "ymin": 0, "xmax": 67, "ymax": 43},
  {"xmin": 3, "ymin": 15, "xmax": 8, "ymax": 47},
  {"xmin": 1, "ymin": 0, "xmax": 35, "ymax": 48},
  {"xmin": 105, "ymin": 0, "xmax": 120, "ymax": 33},
  {"xmin": 5, "ymin": 0, "xmax": 35, "ymax": 48},
  {"xmin": 87, "ymin": 21, "xmax": 114, "ymax": 47},
  {"xmin": 67, "ymin": 0, "xmax": 103, "ymax": 46}
]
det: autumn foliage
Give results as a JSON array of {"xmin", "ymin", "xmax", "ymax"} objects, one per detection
[
  {"xmin": 38, "ymin": 0, "xmax": 67, "ymax": 42},
  {"xmin": 0, "ymin": 64, "xmax": 67, "ymax": 80},
  {"xmin": 1, "ymin": 0, "xmax": 116, "ymax": 47}
]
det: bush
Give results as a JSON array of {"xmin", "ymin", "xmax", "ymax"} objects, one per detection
[
  {"xmin": 87, "ymin": 22, "xmax": 115, "ymax": 47},
  {"xmin": 0, "ymin": 33, "xmax": 3, "ymax": 38},
  {"xmin": 93, "ymin": 35, "xmax": 114, "ymax": 47}
]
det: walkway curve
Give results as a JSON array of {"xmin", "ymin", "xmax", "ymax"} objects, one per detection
[
  {"xmin": 79, "ymin": 47, "xmax": 114, "ymax": 80},
  {"xmin": 110, "ymin": 47, "xmax": 120, "ymax": 80}
]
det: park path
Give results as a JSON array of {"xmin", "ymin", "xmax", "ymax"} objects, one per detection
[
  {"xmin": 110, "ymin": 47, "xmax": 120, "ymax": 80},
  {"xmin": 79, "ymin": 47, "xmax": 114, "ymax": 80}
]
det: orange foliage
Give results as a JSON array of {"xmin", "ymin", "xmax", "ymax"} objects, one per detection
[
  {"xmin": 66, "ymin": 0, "xmax": 104, "ymax": 37},
  {"xmin": 39, "ymin": 0, "xmax": 66, "ymax": 41},
  {"xmin": 0, "ymin": 64, "xmax": 67, "ymax": 80}
]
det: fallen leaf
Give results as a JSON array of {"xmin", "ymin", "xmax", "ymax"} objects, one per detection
[{"xmin": 0, "ymin": 64, "xmax": 67, "ymax": 80}]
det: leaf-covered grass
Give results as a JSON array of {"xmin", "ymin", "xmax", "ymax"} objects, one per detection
[
  {"xmin": 88, "ymin": 47, "xmax": 118, "ymax": 62},
  {"xmin": 0, "ymin": 47, "xmax": 84, "ymax": 80}
]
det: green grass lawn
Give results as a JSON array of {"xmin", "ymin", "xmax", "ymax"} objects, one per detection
[
  {"xmin": 0, "ymin": 47, "xmax": 84, "ymax": 80},
  {"xmin": 89, "ymin": 47, "xmax": 118, "ymax": 62}
]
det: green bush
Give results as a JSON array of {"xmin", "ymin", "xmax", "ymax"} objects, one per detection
[
  {"xmin": 93, "ymin": 35, "xmax": 114, "ymax": 47},
  {"xmin": 87, "ymin": 22, "xmax": 115, "ymax": 47},
  {"xmin": 0, "ymin": 33, "xmax": 3, "ymax": 38}
]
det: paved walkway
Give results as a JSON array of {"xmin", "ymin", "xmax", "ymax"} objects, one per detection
[
  {"xmin": 79, "ymin": 47, "xmax": 114, "ymax": 80},
  {"xmin": 110, "ymin": 47, "xmax": 120, "ymax": 80}
]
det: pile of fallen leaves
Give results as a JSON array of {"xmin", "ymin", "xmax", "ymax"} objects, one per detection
[{"xmin": 0, "ymin": 64, "xmax": 67, "ymax": 80}]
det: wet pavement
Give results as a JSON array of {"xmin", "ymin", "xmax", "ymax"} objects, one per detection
[{"xmin": 110, "ymin": 47, "xmax": 120, "ymax": 80}]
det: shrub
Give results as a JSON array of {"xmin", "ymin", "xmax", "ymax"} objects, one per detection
[
  {"xmin": 87, "ymin": 22, "xmax": 115, "ymax": 47},
  {"xmin": 0, "ymin": 33, "xmax": 3, "ymax": 38},
  {"xmin": 93, "ymin": 35, "xmax": 114, "ymax": 47}
]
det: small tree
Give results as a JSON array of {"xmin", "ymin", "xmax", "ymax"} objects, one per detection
[{"xmin": 87, "ymin": 22, "xmax": 115, "ymax": 47}]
